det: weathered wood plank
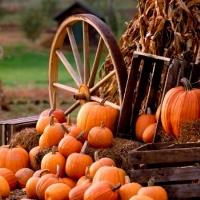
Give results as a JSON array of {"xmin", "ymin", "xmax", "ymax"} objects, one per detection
[{"xmin": 130, "ymin": 165, "xmax": 200, "ymax": 183}]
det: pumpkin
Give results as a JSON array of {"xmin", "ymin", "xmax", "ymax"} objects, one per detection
[
  {"xmin": 26, "ymin": 169, "xmax": 49, "ymax": 199},
  {"xmin": 63, "ymin": 114, "xmax": 76, "ymax": 129},
  {"xmin": 39, "ymin": 116, "xmax": 65, "ymax": 148},
  {"xmin": 65, "ymin": 141, "xmax": 93, "ymax": 179},
  {"xmin": 129, "ymin": 195, "xmax": 154, "ymax": 200},
  {"xmin": 76, "ymin": 98, "xmax": 119, "ymax": 141},
  {"xmin": 88, "ymin": 121, "xmax": 113, "ymax": 148},
  {"xmin": 84, "ymin": 180, "xmax": 120, "ymax": 200},
  {"xmin": 0, "ymin": 176, "xmax": 10, "ymax": 198},
  {"xmin": 39, "ymin": 92, "xmax": 66, "ymax": 123},
  {"xmin": 142, "ymin": 123, "xmax": 157, "ymax": 143},
  {"xmin": 89, "ymin": 151, "xmax": 116, "ymax": 177},
  {"xmin": 58, "ymin": 131, "xmax": 84, "ymax": 158},
  {"xmin": 161, "ymin": 77, "xmax": 200, "ymax": 137},
  {"xmin": 137, "ymin": 177, "xmax": 168, "ymax": 200},
  {"xmin": 69, "ymin": 182, "xmax": 92, "ymax": 200},
  {"xmin": 76, "ymin": 166, "xmax": 92, "ymax": 186},
  {"xmin": 45, "ymin": 183, "xmax": 71, "ymax": 200},
  {"xmin": 36, "ymin": 165, "xmax": 63, "ymax": 200},
  {"xmin": 29, "ymin": 146, "xmax": 41, "ymax": 171},
  {"xmin": 15, "ymin": 168, "xmax": 34, "ymax": 189},
  {"xmin": 41, "ymin": 146, "xmax": 66, "ymax": 177},
  {"xmin": 62, "ymin": 177, "xmax": 77, "ymax": 188},
  {"xmin": 118, "ymin": 176, "xmax": 142, "ymax": 200},
  {"xmin": 0, "ymin": 145, "xmax": 29, "ymax": 173},
  {"xmin": 135, "ymin": 107, "xmax": 156, "ymax": 141},
  {"xmin": 0, "ymin": 168, "xmax": 17, "ymax": 190},
  {"xmin": 92, "ymin": 166, "xmax": 126, "ymax": 186},
  {"xmin": 155, "ymin": 104, "xmax": 161, "ymax": 121}
]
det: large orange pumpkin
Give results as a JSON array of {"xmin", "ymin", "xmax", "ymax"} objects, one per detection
[
  {"xmin": 161, "ymin": 77, "xmax": 200, "ymax": 137},
  {"xmin": 76, "ymin": 98, "xmax": 119, "ymax": 141}
]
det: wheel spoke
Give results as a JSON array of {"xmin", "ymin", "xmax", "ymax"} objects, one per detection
[
  {"xmin": 90, "ymin": 70, "xmax": 116, "ymax": 93},
  {"xmin": 90, "ymin": 95, "xmax": 120, "ymax": 110},
  {"xmin": 83, "ymin": 21, "xmax": 90, "ymax": 85},
  {"xmin": 53, "ymin": 82, "xmax": 78, "ymax": 94},
  {"xmin": 56, "ymin": 50, "xmax": 81, "ymax": 87},
  {"xmin": 64, "ymin": 101, "xmax": 80, "ymax": 115},
  {"xmin": 87, "ymin": 37, "xmax": 104, "ymax": 88},
  {"xmin": 67, "ymin": 26, "xmax": 84, "ymax": 83}
]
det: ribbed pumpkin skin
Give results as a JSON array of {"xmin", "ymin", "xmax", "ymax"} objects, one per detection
[
  {"xmin": 0, "ymin": 176, "xmax": 10, "ymax": 198},
  {"xmin": 161, "ymin": 82, "xmax": 200, "ymax": 137},
  {"xmin": 142, "ymin": 123, "xmax": 157, "ymax": 143},
  {"xmin": 84, "ymin": 181, "xmax": 119, "ymax": 200},
  {"xmin": 129, "ymin": 195, "xmax": 154, "ymax": 200},
  {"xmin": 0, "ymin": 145, "xmax": 29, "ymax": 173},
  {"xmin": 92, "ymin": 166, "xmax": 126, "ymax": 185},
  {"xmin": 45, "ymin": 183, "xmax": 71, "ymax": 200},
  {"xmin": 137, "ymin": 185, "xmax": 168, "ymax": 200},
  {"xmin": 77, "ymin": 102, "xmax": 119, "ymax": 141},
  {"xmin": 0, "ymin": 168, "xmax": 17, "ymax": 190}
]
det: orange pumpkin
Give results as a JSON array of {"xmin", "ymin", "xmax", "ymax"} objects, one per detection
[
  {"xmin": 89, "ymin": 151, "xmax": 116, "ymax": 177},
  {"xmin": 129, "ymin": 195, "xmax": 154, "ymax": 200},
  {"xmin": 0, "ymin": 176, "xmax": 10, "ymax": 198},
  {"xmin": 15, "ymin": 168, "xmax": 34, "ymax": 189},
  {"xmin": 62, "ymin": 177, "xmax": 77, "ymax": 188},
  {"xmin": 0, "ymin": 145, "xmax": 29, "ymax": 173},
  {"xmin": 45, "ymin": 183, "xmax": 71, "ymax": 200},
  {"xmin": 118, "ymin": 176, "xmax": 142, "ymax": 200},
  {"xmin": 135, "ymin": 107, "xmax": 156, "ymax": 141},
  {"xmin": 36, "ymin": 165, "xmax": 63, "ymax": 200},
  {"xmin": 77, "ymin": 98, "xmax": 119, "ymax": 141},
  {"xmin": 65, "ymin": 141, "xmax": 93, "ymax": 179},
  {"xmin": 88, "ymin": 121, "xmax": 113, "ymax": 148},
  {"xmin": 76, "ymin": 166, "xmax": 92, "ymax": 186},
  {"xmin": 41, "ymin": 146, "xmax": 66, "ymax": 177},
  {"xmin": 84, "ymin": 181, "xmax": 120, "ymax": 200},
  {"xmin": 29, "ymin": 146, "xmax": 41, "ymax": 171},
  {"xmin": 161, "ymin": 77, "xmax": 200, "ymax": 137},
  {"xmin": 26, "ymin": 169, "xmax": 49, "ymax": 199},
  {"xmin": 137, "ymin": 177, "xmax": 168, "ymax": 200},
  {"xmin": 39, "ymin": 116, "xmax": 65, "ymax": 148},
  {"xmin": 142, "ymin": 123, "xmax": 157, "ymax": 143},
  {"xmin": 92, "ymin": 166, "xmax": 126, "ymax": 186},
  {"xmin": 0, "ymin": 168, "xmax": 17, "ymax": 190}
]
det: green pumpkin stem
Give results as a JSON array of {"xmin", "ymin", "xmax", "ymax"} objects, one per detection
[
  {"xmin": 61, "ymin": 124, "xmax": 70, "ymax": 134},
  {"xmin": 111, "ymin": 183, "xmax": 121, "ymax": 191},
  {"xmin": 148, "ymin": 177, "xmax": 155, "ymax": 186},
  {"xmin": 80, "ymin": 140, "xmax": 88, "ymax": 154},
  {"xmin": 76, "ymin": 131, "xmax": 85, "ymax": 141},
  {"xmin": 181, "ymin": 77, "xmax": 193, "ymax": 91}
]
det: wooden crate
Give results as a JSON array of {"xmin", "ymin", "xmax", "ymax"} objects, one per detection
[
  {"xmin": 128, "ymin": 142, "xmax": 200, "ymax": 199},
  {"xmin": 0, "ymin": 115, "xmax": 39, "ymax": 145}
]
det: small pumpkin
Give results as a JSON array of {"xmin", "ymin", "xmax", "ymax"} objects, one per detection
[
  {"xmin": 29, "ymin": 146, "xmax": 41, "ymax": 171},
  {"xmin": 161, "ymin": 77, "xmax": 200, "ymax": 137},
  {"xmin": 84, "ymin": 180, "xmax": 120, "ymax": 200},
  {"xmin": 45, "ymin": 183, "xmax": 71, "ymax": 200},
  {"xmin": 0, "ymin": 168, "xmax": 17, "ymax": 190},
  {"xmin": 129, "ymin": 195, "xmax": 154, "ymax": 200},
  {"xmin": 89, "ymin": 151, "xmax": 116, "ymax": 177},
  {"xmin": 135, "ymin": 107, "xmax": 156, "ymax": 141},
  {"xmin": 15, "ymin": 168, "xmax": 34, "ymax": 189},
  {"xmin": 137, "ymin": 177, "xmax": 168, "ymax": 200},
  {"xmin": 0, "ymin": 176, "xmax": 10, "ymax": 198},
  {"xmin": 39, "ymin": 116, "xmax": 65, "ymax": 148},
  {"xmin": 118, "ymin": 176, "xmax": 142, "ymax": 200},
  {"xmin": 77, "ymin": 98, "xmax": 119, "ymax": 141},
  {"xmin": 41, "ymin": 146, "xmax": 66, "ymax": 177},
  {"xmin": 76, "ymin": 166, "xmax": 92, "ymax": 186},
  {"xmin": 88, "ymin": 121, "xmax": 113, "ymax": 148},
  {"xmin": 142, "ymin": 123, "xmax": 157, "ymax": 143},
  {"xmin": 65, "ymin": 141, "xmax": 93, "ymax": 179},
  {"xmin": 62, "ymin": 177, "xmax": 77, "ymax": 188}
]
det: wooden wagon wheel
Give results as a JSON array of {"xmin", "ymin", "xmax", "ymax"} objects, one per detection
[{"xmin": 49, "ymin": 14, "xmax": 127, "ymax": 116}]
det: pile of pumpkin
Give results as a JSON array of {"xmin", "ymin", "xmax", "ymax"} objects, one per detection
[{"xmin": 0, "ymin": 96, "xmax": 169, "ymax": 199}]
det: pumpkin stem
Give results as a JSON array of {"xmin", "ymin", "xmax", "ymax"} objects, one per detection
[
  {"xmin": 85, "ymin": 166, "xmax": 93, "ymax": 181},
  {"xmin": 48, "ymin": 91, "xmax": 57, "ymax": 116},
  {"xmin": 99, "ymin": 96, "xmax": 111, "ymax": 106},
  {"xmin": 148, "ymin": 177, "xmax": 155, "ymax": 186},
  {"xmin": 80, "ymin": 140, "xmax": 88, "ymax": 154},
  {"xmin": 76, "ymin": 131, "xmax": 85, "ymax": 141},
  {"xmin": 51, "ymin": 146, "xmax": 58, "ymax": 154},
  {"xmin": 111, "ymin": 183, "xmax": 121, "ymax": 191},
  {"xmin": 100, "ymin": 121, "xmax": 105, "ymax": 129},
  {"xmin": 61, "ymin": 124, "xmax": 70, "ymax": 134},
  {"xmin": 38, "ymin": 169, "xmax": 50, "ymax": 178},
  {"xmin": 55, "ymin": 165, "xmax": 60, "ymax": 179},
  {"xmin": 125, "ymin": 175, "xmax": 131, "ymax": 184},
  {"xmin": 180, "ymin": 77, "xmax": 193, "ymax": 91},
  {"xmin": 94, "ymin": 151, "xmax": 100, "ymax": 161},
  {"xmin": 146, "ymin": 107, "xmax": 152, "ymax": 115},
  {"xmin": 66, "ymin": 114, "xmax": 73, "ymax": 126},
  {"xmin": 50, "ymin": 115, "xmax": 55, "ymax": 126}
]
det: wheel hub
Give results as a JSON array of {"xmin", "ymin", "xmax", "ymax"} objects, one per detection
[{"xmin": 73, "ymin": 84, "xmax": 90, "ymax": 105}]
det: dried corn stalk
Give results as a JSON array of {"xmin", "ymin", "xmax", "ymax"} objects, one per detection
[{"xmin": 99, "ymin": 0, "xmax": 200, "ymax": 105}]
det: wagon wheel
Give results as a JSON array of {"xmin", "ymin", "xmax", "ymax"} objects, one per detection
[{"xmin": 49, "ymin": 14, "xmax": 127, "ymax": 116}]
